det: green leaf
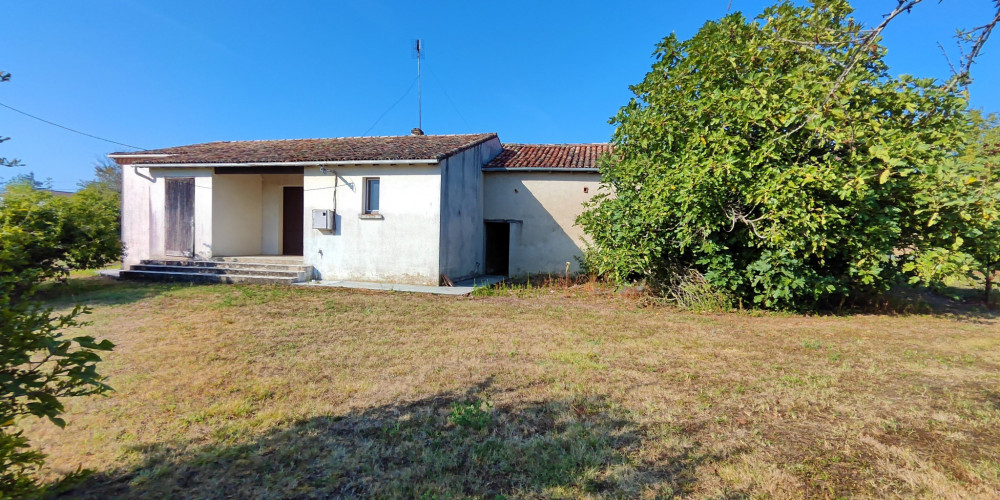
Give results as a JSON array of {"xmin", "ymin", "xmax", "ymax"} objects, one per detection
[{"xmin": 879, "ymin": 168, "xmax": 892, "ymax": 184}]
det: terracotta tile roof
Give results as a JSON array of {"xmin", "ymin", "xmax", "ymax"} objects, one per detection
[
  {"xmin": 484, "ymin": 143, "xmax": 610, "ymax": 170},
  {"xmin": 110, "ymin": 133, "xmax": 498, "ymax": 165}
]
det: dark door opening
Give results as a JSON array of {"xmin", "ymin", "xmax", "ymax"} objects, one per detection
[
  {"xmin": 282, "ymin": 186, "xmax": 304, "ymax": 256},
  {"xmin": 165, "ymin": 178, "xmax": 195, "ymax": 257},
  {"xmin": 484, "ymin": 222, "xmax": 510, "ymax": 276}
]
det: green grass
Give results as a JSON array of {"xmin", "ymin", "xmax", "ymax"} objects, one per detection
[{"xmin": 16, "ymin": 276, "xmax": 1000, "ymax": 498}]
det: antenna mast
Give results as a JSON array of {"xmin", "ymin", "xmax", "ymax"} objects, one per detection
[{"xmin": 415, "ymin": 39, "xmax": 423, "ymax": 132}]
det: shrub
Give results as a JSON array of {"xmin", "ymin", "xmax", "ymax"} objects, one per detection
[{"xmin": 0, "ymin": 180, "xmax": 119, "ymax": 496}]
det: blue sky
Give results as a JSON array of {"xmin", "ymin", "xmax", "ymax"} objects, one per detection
[{"xmin": 2, "ymin": 0, "xmax": 998, "ymax": 190}]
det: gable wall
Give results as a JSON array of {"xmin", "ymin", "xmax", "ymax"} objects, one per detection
[{"xmin": 483, "ymin": 171, "xmax": 601, "ymax": 276}]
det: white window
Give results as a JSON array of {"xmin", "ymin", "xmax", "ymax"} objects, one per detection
[{"xmin": 364, "ymin": 177, "xmax": 380, "ymax": 214}]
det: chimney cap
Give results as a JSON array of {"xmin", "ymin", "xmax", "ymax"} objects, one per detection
[{"xmin": 411, "ymin": 127, "xmax": 425, "ymax": 136}]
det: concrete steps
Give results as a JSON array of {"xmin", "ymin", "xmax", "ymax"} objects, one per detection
[{"xmin": 119, "ymin": 258, "xmax": 313, "ymax": 285}]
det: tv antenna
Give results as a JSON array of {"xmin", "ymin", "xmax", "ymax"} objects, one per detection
[{"xmin": 413, "ymin": 39, "xmax": 424, "ymax": 133}]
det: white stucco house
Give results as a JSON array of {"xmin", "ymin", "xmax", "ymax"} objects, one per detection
[{"xmin": 110, "ymin": 131, "xmax": 608, "ymax": 285}]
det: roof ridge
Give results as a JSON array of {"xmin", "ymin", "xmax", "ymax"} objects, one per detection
[
  {"xmin": 501, "ymin": 143, "xmax": 612, "ymax": 147},
  {"xmin": 110, "ymin": 133, "xmax": 501, "ymax": 165},
  {"xmin": 165, "ymin": 133, "xmax": 497, "ymax": 147}
]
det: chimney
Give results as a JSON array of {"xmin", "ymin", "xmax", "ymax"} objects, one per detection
[{"xmin": 411, "ymin": 127, "xmax": 425, "ymax": 136}]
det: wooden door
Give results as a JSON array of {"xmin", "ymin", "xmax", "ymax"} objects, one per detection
[
  {"xmin": 282, "ymin": 186, "xmax": 304, "ymax": 256},
  {"xmin": 165, "ymin": 178, "xmax": 195, "ymax": 257}
]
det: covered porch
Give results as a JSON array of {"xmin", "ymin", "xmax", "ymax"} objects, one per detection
[
  {"xmin": 202, "ymin": 170, "xmax": 305, "ymax": 258},
  {"xmin": 157, "ymin": 169, "xmax": 306, "ymax": 261}
]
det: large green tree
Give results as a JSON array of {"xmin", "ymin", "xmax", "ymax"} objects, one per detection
[{"xmin": 578, "ymin": 0, "xmax": 971, "ymax": 309}]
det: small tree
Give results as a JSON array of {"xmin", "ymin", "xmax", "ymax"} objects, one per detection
[
  {"xmin": 909, "ymin": 115, "xmax": 1000, "ymax": 307},
  {"xmin": 578, "ymin": 0, "xmax": 970, "ymax": 310},
  {"xmin": 0, "ymin": 172, "xmax": 51, "ymax": 191},
  {"xmin": 0, "ymin": 181, "xmax": 119, "ymax": 496},
  {"xmin": 77, "ymin": 158, "xmax": 122, "ymax": 195}
]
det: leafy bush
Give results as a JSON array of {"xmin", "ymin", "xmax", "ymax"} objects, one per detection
[
  {"xmin": 578, "ymin": 0, "xmax": 969, "ymax": 310},
  {"xmin": 909, "ymin": 114, "xmax": 1000, "ymax": 307},
  {"xmin": 0, "ymin": 180, "xmax": 119, "ymax": 496}
]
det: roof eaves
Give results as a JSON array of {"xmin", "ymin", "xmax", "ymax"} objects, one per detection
[{"xmin": 482, "ymin": 167, "xmax": 600, "ymax": 173}]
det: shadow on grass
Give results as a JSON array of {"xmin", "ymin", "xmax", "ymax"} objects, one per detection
[
  {"xmin": 57, "ymin": 381, "xmax": 730, "ymax": 498},
  {"xmin": 877, "ymin": 284, "xmax": 999, "ymax": 323},
  {"xmin": 35, "ymin": 276, "xmax": 206, "ymax": 309}
]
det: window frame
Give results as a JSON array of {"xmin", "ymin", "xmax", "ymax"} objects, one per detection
[{"xmin": 363, "ymin": 177, "xmax": 380, "ymax": 215}]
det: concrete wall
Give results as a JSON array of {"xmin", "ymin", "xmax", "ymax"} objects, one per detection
[
  {"xmin": 483, "ymin": 171, "xmax": 601, "ymax": 276},
  {"xmin": 302, "ymin": 165, "xmax": 442, "ymax": 285},
  {"xmin": 439, "ymin": 137, "xmax": 503, "ymax": 281},
  {"xmin": 211, "ymin": 174, "xmax": 263, "ymax": 256},
  {"xmin": 261, "ymin": 174, "xmax": 304, "ymax": 255},
  {"xmin": 121, "ymin": 165, "xmax": 214, "ymax": 268}
]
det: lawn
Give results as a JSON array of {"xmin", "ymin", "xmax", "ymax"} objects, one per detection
[{"xmin": 21, "ymin": 277, "xmax": 1000, "ymax": 498}]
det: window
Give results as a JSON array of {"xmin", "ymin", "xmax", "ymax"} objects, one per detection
[{"xmin": 364, "ymin": 177, "xmax": 380, "ymax": 214}]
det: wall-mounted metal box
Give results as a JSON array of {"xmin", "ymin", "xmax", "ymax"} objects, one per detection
[{"xmin": 312, "ymin": 209, "xmax": 335, "ymax": 230}]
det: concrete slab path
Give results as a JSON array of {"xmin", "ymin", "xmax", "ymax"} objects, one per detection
[{"xmin": 294, "ymin": 275, "xmax": 506, "ymax": 296}]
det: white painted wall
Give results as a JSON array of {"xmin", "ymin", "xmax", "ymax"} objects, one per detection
[
  {"xmin": 120, "ymin": 165, "xmax": 214, "ymax": 267},
  {"xmin": 121, "ymin": 164, "xmax": 152, "ymax": 268},
  {"xmin": 212, "ymin": 174, "xmax": 263, "ymax": 256},
  {"xmin": 261, "ymin": 174, "xmax": 303, "ymax": 255},
  {"xmin": 439, "ymin": 137, "xmax": 503, "ymax": 281},
  {"xmin": 303, "ymin": 165, "xmax": 442, "ymax": 285},
  {"xmin": 483, "ymin": 171, "xmax": 601, "ymax": 276}
]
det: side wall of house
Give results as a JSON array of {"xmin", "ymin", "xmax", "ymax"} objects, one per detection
[
  {"xmin": 121, "ymin": 164, "xmax": 152, "ymax": 268},
  {"xmin": 121, "ymin": 165, "xmax": 214, "ymax": 267},
  {"xmin": 302, "ymin": 164, "xmax": 442, "ymax": 285},
  {"xmin": 483, "ymin": 171, "xmax": 600, "ymax": 276},
  {"xmin": 212, "ymin": 174, "xmax": 263, "ymax": 256},
  {"xmin": 438, "ymin": 137, "xmax": 503, "ymax": 282}
]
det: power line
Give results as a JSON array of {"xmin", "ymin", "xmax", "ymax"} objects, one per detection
[
  {"xmin": 361, "ymin": 76, "xmax": 418, "ymax": 136},
  {"xmin": 0, "ymin": 101, "xmax": 145, "ymax": 150},
  {"xmin": 426, "ymin": 64, "xmax": 473, "ymax": 131}
]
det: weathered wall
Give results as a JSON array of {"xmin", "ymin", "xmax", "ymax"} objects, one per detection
[
  {"xmin": 121, "ymin": 166, "xmax": 214, "ymax": 267},
  {"xmin": 211, "ymin": 174, "xmax": 263, "ymax": 256},
  {"xmin": 483, "ymin": 171, "xmax": 600, "ymax": 276},
  {"xmin": 302, "ymin": 165, "xmax": 441, "ymax": 285},
  {"xmin": 439, "ymin": 137, "xmax": 503, "ymax": 281},
  {"xmin": 121, "ymin": 165, "xmax": 152, "ymax": 268},
  {"xmin": 261, "ymin": 174, "xmax": 304, "ymax": 255}
]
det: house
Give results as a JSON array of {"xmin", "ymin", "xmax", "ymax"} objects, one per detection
[{"xmin": 110, "ymin": 131, "xmax": 607, "ymax": 285}]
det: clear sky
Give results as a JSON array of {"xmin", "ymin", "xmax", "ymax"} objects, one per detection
[{"xmin": 2, "ymin": 0, "xmax": 998, "ymax": 191}]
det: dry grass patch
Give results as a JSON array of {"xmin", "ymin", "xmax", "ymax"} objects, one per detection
[{"xmin": 18, "ymin": 277, "xmax": 1000, "ymax": 498}]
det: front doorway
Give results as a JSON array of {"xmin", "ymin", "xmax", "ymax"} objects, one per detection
[
  {"xmin": 484, "ymin": 221, "xmax": 510, "ymax": 276},
  {"xmin": 282, "ymin": 186, "xmax": 304, "ymax": 256},
  {"xmin": 165, "ymin": 178, "xmax": 195, "ymax": 257}
]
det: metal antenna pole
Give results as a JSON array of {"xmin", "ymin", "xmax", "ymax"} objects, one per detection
[{"xmin": 416, "ymin": 39, "xmax": 422, "ymax": 131}]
